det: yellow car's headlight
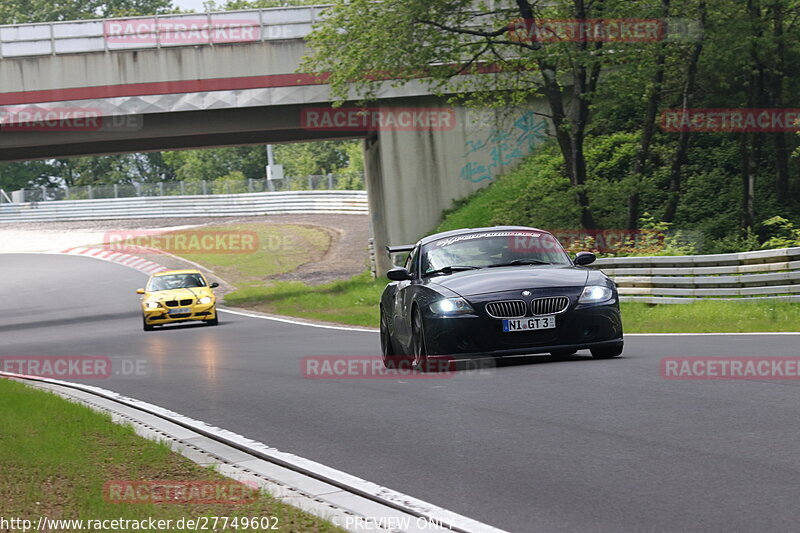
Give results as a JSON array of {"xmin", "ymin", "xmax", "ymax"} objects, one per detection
[
  {"xmin": 199, "ymin": 296, "xmax": 213, "ymax": 305},
  {"xmin": 145, "ymin": 302, "xmax": 160, "ymax": 309}
]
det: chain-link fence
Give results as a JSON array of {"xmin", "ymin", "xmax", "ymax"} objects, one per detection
[{"xmin": 12, "ymin": 173, "xmax": 365, "ymax": 203}]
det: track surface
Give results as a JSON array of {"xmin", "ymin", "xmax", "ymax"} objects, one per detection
[{"xmin": 3, "ymin": 253, "xmax": 800, "ymax": 532}]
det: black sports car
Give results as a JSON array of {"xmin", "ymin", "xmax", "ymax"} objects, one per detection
[{"xmin": 379, "ymin": 226, "xmax": 623, "ymax": 369}]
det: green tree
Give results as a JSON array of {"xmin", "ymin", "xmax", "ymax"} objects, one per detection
[{"xmin": 302, "ymin": 0, "xmax": 679, "ymax": 229}]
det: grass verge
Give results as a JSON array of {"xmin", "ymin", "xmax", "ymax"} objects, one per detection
[
  {"xmin": 122, "ymin": 222, "xmax": 331, "ymax": 282},
  {"xmin": 620, "ymin": 300, "xmax": 800, "ymax": 333},
  {"xmin": 225, "ymin": 274, "xmax": 799, "ymax": 333},
  {"xmin": 224, "ymin": 272, "xmax": 384, "ymax": 328},
  {"xmin": 0, "ymin": 378, "xmax": 342, "ymax": 532}
]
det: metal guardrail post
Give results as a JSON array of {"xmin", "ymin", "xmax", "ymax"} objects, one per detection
[
  {"xmin": 88, "ymin": 185, "xmax": 93, "ymax": 199},
  {"xmin": 113, "ymin": 184, "xmax": 119, "ymax": 198},
  {"xmin": 159, "ymin": 182, "xmax": 164, "ymax": 196},
  {"xmin": 202, "ymin": 181, "xmax": 208, "ymax": 195},
  {"xmin": 180, "ymin": 181, "xmax": 185, "ymax": 195}
]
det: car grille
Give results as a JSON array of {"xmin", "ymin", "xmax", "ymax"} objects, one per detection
[
  {"xmin": 531, "ymin": 296, "xmax": 569, "ymax": 316},
  {"xmin": 485, "ymin": 300, "xmax": 527, "ymax": 319},
  {"xmin": 164, "ymin": 299, "xmax": 193, "ymax": 307}
]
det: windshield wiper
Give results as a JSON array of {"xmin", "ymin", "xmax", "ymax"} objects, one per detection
[
  {"xmin": 423, "ymin": 265, "xmax": 481, "ymax": 277},
  {"xmin": 487, "ymin": 259, "xmax": 551, "ymax": 268}
]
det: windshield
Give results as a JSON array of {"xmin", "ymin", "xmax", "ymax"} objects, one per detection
[
  {"xmin": 420, "ymin": 231, "xmax": 571, "ymax": 275},
  {"xmin": 147, "ymin": 273, "xmax": 206, "ymax": 292}
]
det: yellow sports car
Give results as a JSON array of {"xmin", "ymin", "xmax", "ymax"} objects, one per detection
[{"xmin": 137, "ymin": 269, "xmax": 219, "ymax": 331}]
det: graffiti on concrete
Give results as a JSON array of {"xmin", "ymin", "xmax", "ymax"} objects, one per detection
[{"xmin": 460, "ymin": 110, "xmax": 548, "ymax": 183}]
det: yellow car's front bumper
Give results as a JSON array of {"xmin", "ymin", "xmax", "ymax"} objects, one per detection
[{"xmin": 143, "ymin": 302, "xmax": 217, "ymax": 325}]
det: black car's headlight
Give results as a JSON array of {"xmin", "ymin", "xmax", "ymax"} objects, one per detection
[
  {"xmin": 429, "ymin": 298, "xmax": 474, "ymax": 316},
  {"xmin": 579, "ymin": 285, "xmax": 613, "ymax": 304}
]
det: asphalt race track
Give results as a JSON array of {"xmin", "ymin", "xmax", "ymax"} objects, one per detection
[{"xmin": 4, "ymin": 253, "xmax": 800, "ymax": 532}]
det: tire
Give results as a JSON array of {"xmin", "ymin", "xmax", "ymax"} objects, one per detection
[
  {"xmin": 411, "ymin": 307, "xmax": 430, "ymax": 372},
  {"xmin": 550, "ymin": 349, "xmax": 578, "ymax": 357},
  {"xmin": 381, "ymin": 308, "xmax": 409, "ymax": 369},
  {"xmin": 207, "ymin": 310, "xmax": 219, "ymax": 326},
  {"xmin": 142, "ymin": 315, "xmax": 155, "ymax": 332},
  {"xmin": 590, "ymin": 345, "xmax": 623, "ymax": 359}
]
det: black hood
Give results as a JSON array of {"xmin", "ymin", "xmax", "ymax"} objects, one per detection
[{"xmin": 426, "ymin": 266, "xmax": 589, "ymax": 297}]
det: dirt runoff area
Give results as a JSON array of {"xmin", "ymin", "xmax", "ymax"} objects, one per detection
[{"xmin": 0, "ymin": 214, "xmax": 373, "ymax": 286}]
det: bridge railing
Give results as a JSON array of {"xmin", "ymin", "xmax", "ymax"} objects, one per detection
[
  {"xmin": 0, "ymin": 5, "xmax": 329, "ymax": 58},
  {"xmin": 591, "ymin": 248, "xmax": 800, "ymax": 303}
]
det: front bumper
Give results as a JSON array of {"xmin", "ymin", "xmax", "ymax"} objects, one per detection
[
  {"xmin": 422, "ymin": 295, "xmax": 623, "ymax": 357},
  {"xmin": 143, "ymin": 303, "xmax": 216, "ymax": 325}
]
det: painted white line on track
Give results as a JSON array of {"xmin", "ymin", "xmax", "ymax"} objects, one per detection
[
  {"xmin": 219, "ymin": 307, "xmax": 378, "ymax": 333},
  {"xmin": 219, "ymin": 309, "xmax": 800, "ymax": 336}
]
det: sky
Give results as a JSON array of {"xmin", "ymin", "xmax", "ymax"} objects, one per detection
[{"xmin": 172, "ymin": 0, "xmax": 212, "ymax": 12}]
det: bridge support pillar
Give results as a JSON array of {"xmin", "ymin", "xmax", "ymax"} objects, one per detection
[{"xmin": 364, "ymin": 137, "xmax": 393, "ymax": 276}]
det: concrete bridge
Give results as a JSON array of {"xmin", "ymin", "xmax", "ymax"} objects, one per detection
[{"xmin": 0, "ymin": 6, "xmax": 551, "ymax": 272}]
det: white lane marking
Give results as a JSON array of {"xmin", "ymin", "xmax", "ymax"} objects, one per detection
[
  {"xmin": 625, "ymin": 332, "xmax": 800, "ymax": 336},
  {"xmin": 218, "ymin": 307, "xmax": 377, "ymax": 333},
  {"xmin": 219, "ymin": 309, "xmax": 800, "ymax": 336}
]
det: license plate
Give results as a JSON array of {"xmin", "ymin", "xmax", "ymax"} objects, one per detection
[
  {"xmin": 168, "ymin": 308, "xmax": 191, "ymax": 315},
  {"xmin": 503, "ymin": 316, "xmax": 556, "ymax": 332}
]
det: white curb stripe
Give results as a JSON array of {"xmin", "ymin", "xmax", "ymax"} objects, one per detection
[
  {"xmin": 56, "ymin": 247, "xmax": 170, "ymax": 275},
  {"xmin": 0, "ymin": 372, "xmax": 508, "ymax": 533}
]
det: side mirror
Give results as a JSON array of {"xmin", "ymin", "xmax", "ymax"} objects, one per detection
[
  {"xmin": 210, "ymin": 282, "xmax": 219, "ymax": 288},
  {"xmin": 136, "ymin": 288, "xmax": 145, "ymax": 294},
  {"xmin": 574, "ymin": 252, "xmax": 596, "ymax": 266},
  {"xmin": 387, "ymin": 267, "xmax": 412, "ymax": 281}
]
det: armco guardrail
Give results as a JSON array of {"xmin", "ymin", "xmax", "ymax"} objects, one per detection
[
  {"xmin": 0, "ymin": 190, "xmax": 368, "ymax": 223},
  {"xmin": 591, "ymin": 247, "xmax": 800, "ymax": 303}
]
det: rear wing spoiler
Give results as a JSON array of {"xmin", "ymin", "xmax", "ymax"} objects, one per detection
[{"xmin": 386, "ymin": 244, "xmax": 414, "ymax": 255}]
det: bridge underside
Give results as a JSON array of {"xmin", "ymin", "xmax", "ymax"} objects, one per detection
[{"xmin": 0, "ymin": 104, "xmax": 364, "ymax": 161}]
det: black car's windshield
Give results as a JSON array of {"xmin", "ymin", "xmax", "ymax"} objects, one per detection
[
  {"xmin": 148, "ymin": 273, "xmax": 206, "ymax": 291},
  {"xmin": 420, "ymin": 231, "xmax": 571, "ymax": 275}
]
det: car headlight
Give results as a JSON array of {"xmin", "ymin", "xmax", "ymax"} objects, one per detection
[
  {"xmin": 579, "ymin": 285, "xmax": 613, "ymax": 303},
  {"xmin": 199, "ymin": 296, "xmax": 213, "ymax": 304},
  {"xmin": 429, "ymin": 298, "xmax": 474, "ymax": 316},
  {"xmin": 145, "ymin": 301, "xmax": 160, "ymax": 309}
]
